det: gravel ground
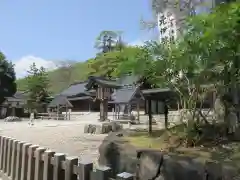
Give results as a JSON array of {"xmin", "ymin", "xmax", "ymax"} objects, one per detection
[
  {"xmin": 0, "ymin": 119, "xmax": 107, "ymax": 163},
  {"xmin": 0, "ymin": 113, "xmax": 178, "ymax": 164}
]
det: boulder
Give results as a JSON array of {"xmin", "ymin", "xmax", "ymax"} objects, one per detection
[
  {"xmin": 4, "ymin": 116, "xmax": 22, "ymax": 122},
  {"xmin": 98, "ymin": 134, "xmax": 239, "ymax": 179},
  {"xmin": 98, "ymin": 132, "xmax": 138, "ymax": 176},
  {"xmin": 84, "ymin": 122, "xmax": 123, "ymax": 134},
  {"xmin": 137, "ymin": 151, "xmax": 239, "ymax": 180},
  {"xmin": 136, "ymin": 150, "xmax": 163, "ymax": 180}
]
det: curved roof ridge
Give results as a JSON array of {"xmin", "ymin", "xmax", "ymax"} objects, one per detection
[{"xmin": 69, "ymin": 80, "xmax": 88, "ymax": 86}]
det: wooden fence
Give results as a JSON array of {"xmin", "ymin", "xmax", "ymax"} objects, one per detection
[{"xmin": 0, "ymin": 136, "xmax": 134, "ymax": 180}]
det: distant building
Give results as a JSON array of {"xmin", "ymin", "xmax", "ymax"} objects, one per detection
[{"xmin": 0, "ymin": 91, "xmax": 28, "ymax": 118}]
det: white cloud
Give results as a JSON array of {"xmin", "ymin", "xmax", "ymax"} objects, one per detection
[{"xmin": 14, "ymin": 55, "xmax": 56, "ymax": 79}]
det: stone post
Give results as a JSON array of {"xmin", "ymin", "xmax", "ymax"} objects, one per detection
[
  {"xmin": 43, "ymin": 150, "xmax": 55, "ymax": 180},
  {"xmin": 34, "ymin": 147, "xmax": 46, "ymax": 180},
  {"xmin": 53, "ymin": 153, "xmax": 65, "ymax": 180},
  {"xmin": 64, "ymin": 156, "xmax": 78, "ymax": 180}
]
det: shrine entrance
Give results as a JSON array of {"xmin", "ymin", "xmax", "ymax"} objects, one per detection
[{"xmin": 85, "ymin": 76, "xmax": 121, "ymax": 121}]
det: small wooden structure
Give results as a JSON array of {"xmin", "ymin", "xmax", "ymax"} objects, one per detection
[
  {"xmin": 142, "ymin": 88, "xmax": 177, "ymax": 133},
  {"xmin": 85, "ymin": 76, "xmax": 121, "ymax": 121},
  {"xmin": 48, "ymin": 95, "xmax": 73, "ymax": 120},
  {"xmin": 109, "ymin": 85, "xmax": 144, "ymax": 122},
  {"xmin": 1, "ymin": 91, "xmax": 27, "ymax": 118}
]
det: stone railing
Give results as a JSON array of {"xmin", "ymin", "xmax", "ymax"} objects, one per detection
[{"xmin": 0, "ymin": 136, "xmax": 134, "ymax": 180}]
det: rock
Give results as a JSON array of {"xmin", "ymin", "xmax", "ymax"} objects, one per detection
[
  {"xmin": 98, "ymin": 137, "xmax": 239, "ymax": 180},
  {"xmin": 89, "ymin": 124, "xmax": 96, "ymax": 134},
  {"xmin": 84, "ymin": 124, "xmax": 90, "ymax": 133},
  {"xmin": 4, "ymin": 116, "xmax": 22, "ymax": 122},
  {"xmin": 98, "ymin": 132, "xmax": 138, "ymax": 176},
  {"xmin": 205, "ymin": 162, "xmax": 239, "ymax": 180},
  {"xmin": 84, "ymin": 122, "xmax": 123, "ymax": 134},
  {"xmin": 116, "ymin": 133, "xmax": 123, "ymax": 137},
  {"xmin": 95, "ymin": 125, "xmax": 102, "ymax": 134},
  {"xmin": 136, "ymin": 150, "xmax": 163, "ymax": 180},
  {"xmin": 157, "ymin": 155, "xmax": 204, "ymax": 180},
  {"xmin": 136, "ymin": 151, "xmax": 239, "ymax": 180},
  {"xmin": 102, "ymin": 123, "xmax": 111, "ymax": 133},
  {"xmin": 109, "ymin": 121, "xmax": 123, "ymax": 132}
]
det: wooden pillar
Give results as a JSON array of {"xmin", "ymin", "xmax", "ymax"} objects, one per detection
[
  {"xmin": 127, "ymin": 104, "xmax": 131, "ymax": 117},
  {"xmin": 88, "ymin": 101, "xmax": 91, "ymax": 112},
  {"xmin": 145, "ymin": 100, "xmax": 149, "ymax": 114},
  {"xmin": 148, "ymin": 98, "xmax": 152, "ymax": 134},
  {"xmin": 99, "ymin": 99, "xmax": 108, "ymax": 121},
  {"xmin": 144, "ymin": 100, "xmax": 147, "ymax": 114},
  {"xmin": 104, "ymin": 99, "xmax": 108, "ymax": 121},
  {"xmin": 57, "ymin": 106, "xmax": 59, "ymax": 121},
  {"xmin": 97, "ymin": 86, "xmax": 109, "ymax": 121},
  {"xmin": 100, "ymin": 101, "xmax": 104, "ymax": 121},
  {"xmin": 12, "ymin": 107, "xmax": 16, "ymax": 116},
  {"xmin": 65, "ymin": 106, "xmax": 68, "ymax": 120},
  {"xmin": 117, "ymin": 104, "xmax": 120, "ymax": 119},
  {"xmin": 114, "ymin": 104, "xmax": 117, "ymax": 120},
  {"xmin": 137, "ymin": 101, "xmax": 140, "ymax": 122}
]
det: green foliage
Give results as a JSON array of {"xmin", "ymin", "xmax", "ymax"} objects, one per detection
[
  {"xmin": 95, "ymin": 30, "xmax": 124, "ymax": 53},
  {"xmin": 88, "ymin": 46, "xmax": 148, "ymax": 78},
  {"xmin": 26, "ymin": 63, "xmax": 50, "ymax": 111},
  {"xmin": 17, "ymin": 2, "xmax": 239, "ymax": 104},
  {"xmin": 0, "ymin": 52, "xmax": 17, "ymax": 104},
  {"xmin": 118, "ymin": 2, "xmax": 240, "ymax": 137},
  {"xmin": 126, "ymin": 2, "xmax": 240, "ymax": 103}
]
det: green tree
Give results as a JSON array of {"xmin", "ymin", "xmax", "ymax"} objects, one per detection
[
  {"xmin": 0, "ymin": 52, "xmax": 17, "ymax": 104},
  {"xmin": 26, "ymin": 63, "xmax": 50, "ymax": 112},
  {"xmin": 95, "ymin": 30, "xmax": 124, "ymax": 53},
  {"xmin": 88, "ymin": 46, "xmax": 147, "ymax": 78},
  {"xmin": 125, "ymin": 2, "xmax": 239, "ymax": 113},
  {"xmin": 119, "ymin": 2, "xmax": 240, "ymax": 138}
]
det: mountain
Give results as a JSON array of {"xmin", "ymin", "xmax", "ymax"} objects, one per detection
[
  {"xmin": 16, "ymin": 46, "xmax": 145, "ymax": 95},
  {"xmin": 16, "ymin": 61, "xmax": 92, "ymax": 95}
]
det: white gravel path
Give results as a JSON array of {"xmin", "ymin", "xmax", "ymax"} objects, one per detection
[{"xmin": 0, "ymin": 119, "xmax": 107, "ymax": 163}]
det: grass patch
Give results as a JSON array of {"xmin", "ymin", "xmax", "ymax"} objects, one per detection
[{"xmin": 125, "ymin": 125, "xmax": 240, "ymax": 168}]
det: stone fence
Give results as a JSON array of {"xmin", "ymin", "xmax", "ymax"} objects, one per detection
[{"xmin": 0, "ymin": 136, "xmax": 134, "ymax": 180}]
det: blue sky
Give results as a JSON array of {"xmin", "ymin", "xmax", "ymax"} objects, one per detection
[{"xmin": 0, "ymin": 0, "xmax": 153, "ymax": 77}]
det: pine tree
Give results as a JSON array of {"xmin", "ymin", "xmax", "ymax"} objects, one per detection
[{"xmin": 26, "ymin": 63, "xmax": 50, "ymax": 112}]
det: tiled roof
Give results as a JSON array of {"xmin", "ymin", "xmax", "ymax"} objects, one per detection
[
  {"xmin": 48, "ymin": 95, "xmax": 73, "ymax": 108},
  {"xmin": 60, "ymin": 82, "xmax": 89, "ymax": 97},
  {"xmin": 111, "ymin": 86, "xmax": 143, "ymax": 104},
  {"xmin": 6, "ymin": 91, "xmax": 28, "ymax": 102},
  {"xmin": 85, "ymin": 76, "xmax": 122, "ymax": 90}
]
